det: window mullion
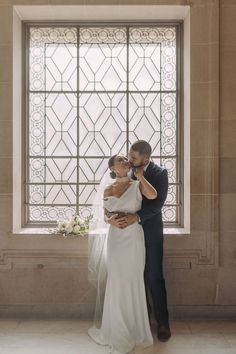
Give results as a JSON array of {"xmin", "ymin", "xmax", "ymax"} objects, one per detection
[{"xmin": 77, "ymin": 26, "xmax": 80, "ymax": 216}]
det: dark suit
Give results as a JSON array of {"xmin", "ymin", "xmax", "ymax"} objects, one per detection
[{"xmin": 135, "ymin": 161, "xmax": 169, "ymax": 326}]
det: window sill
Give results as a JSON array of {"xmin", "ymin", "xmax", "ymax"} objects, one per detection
[
  {"xmin": 12, "ymin": 227, "xmax": 190, "ymax": 236},
  {"xmin": 164, "ymin": 227, "xmax": 190, "ymax": 236}
]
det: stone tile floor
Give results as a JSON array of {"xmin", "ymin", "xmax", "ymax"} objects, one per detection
[{"xmin": 0, "ymin": 319, "xmax": 235, "ymax": 354}]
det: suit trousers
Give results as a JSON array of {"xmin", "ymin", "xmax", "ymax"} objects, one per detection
[{"xmin": 144, "ymin": 233, "xmax": 169, "ymax": 326}]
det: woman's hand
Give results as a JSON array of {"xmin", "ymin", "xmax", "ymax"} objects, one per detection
[{"xmin": 134, "ymin": 166, "xmax": 145, "ymax": 180}]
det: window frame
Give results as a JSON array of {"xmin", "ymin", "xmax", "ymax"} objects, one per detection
[{"xmin": 22, "ymin": 21, "xmax": 184, "ymax": 228}]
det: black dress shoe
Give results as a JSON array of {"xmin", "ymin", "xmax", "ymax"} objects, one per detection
[{"xmin": 157, "ymin": 324, "xmax": 171, "ymax": 342}]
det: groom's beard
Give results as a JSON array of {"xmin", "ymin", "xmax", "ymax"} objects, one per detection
[
  {"xmin": 131, "ymin": 162, "xmax": 146, "ymax": 170},
  {"xmin": 130, "ymin": 164, "xmax": 145, "ymax": 176},
  {"xmin": 133, "ymin": 164, "xmax": 144, "ymax": 168}
]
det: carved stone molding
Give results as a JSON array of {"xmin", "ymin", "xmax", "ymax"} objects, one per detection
[
  {"xmin": 0, "ymin": 249, "xmax": 88, "ymax": 271},
  {"xmin": 165, "ymin": 231, "xmax": 219, "ymax": 269},
  {"xmin": 0, "ymin": 238, "xmax": 219, "ymax": 271}
]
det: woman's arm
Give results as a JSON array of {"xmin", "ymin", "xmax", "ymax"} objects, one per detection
[
  {"xmin": 134, "ymin": 168, "xmax": 157, "ymax": 200},
  {"xmin": 136, "ymin": 168, "xmax": 168, "ymax": 224}
]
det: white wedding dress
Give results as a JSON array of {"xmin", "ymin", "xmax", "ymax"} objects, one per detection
[{"xmin": 88, "ymin": 180, "xmax": 153, "ymax": 354}]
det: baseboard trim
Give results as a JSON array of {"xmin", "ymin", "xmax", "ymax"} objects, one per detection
[
  {"xmin": 0, "ymin": 304, "xmax": 93, "ymax": 319},
  {"xmin": 168, "ymin": 305, "xmax": 236, "ymax": 320},
  {"xmin": 0, "ymin": 304, "xmax": 236, "ymax": 319}
]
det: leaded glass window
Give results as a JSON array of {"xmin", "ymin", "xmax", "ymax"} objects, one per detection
[{"xmin": 25, "ymin": 24, "xmax": 182, "ymax": 226}]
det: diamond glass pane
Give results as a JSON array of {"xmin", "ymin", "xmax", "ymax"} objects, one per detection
[
  {"xmin": 129, "ymin": 43, "xmax": 161, "ymax": 91},
  {"xmin": 129, "ymin": 93, "xmax": 161, "ymax": 153},
  {"xmin": 45, "ymin": 158, "xmax": 77, "ymax": 183},
  {"xmin": 29, "ymin": 158, "xmax": 77, "ymax": 184},
  {"xmin": 79, "ymin": 27, "xmax": 127, "ymax": 91},
  {"xmin": 129, "ymin": 27, "xmax": 176, "ymax": 91},
  {"xmin": 78, "ymin": 158, "xmax": 109, "ymax": 183},
  {"xmin": 79, "ymin": 93, "xmax": 127, "ymax": 156},
  {"xmin": 79, "ymin": 184, "xmax": 98, "ymax": 205},
  {"xmin": 45, "ymin": 93, "xmax": 77, "ymax": 156},
  {"xmin": 26, "ymin": 25, "xmax": 180, "ymax": 225},
  {"xmin": 29, "ymin": 184, "xmax": 76, "ymax": 204}
]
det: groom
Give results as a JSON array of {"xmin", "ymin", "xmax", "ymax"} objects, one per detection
[{"xmin": 111, "ymin": 140, "xmax": 171, "ymax": 342}]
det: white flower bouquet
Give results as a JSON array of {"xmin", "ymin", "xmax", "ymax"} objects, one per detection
[{"xmin": 49, "ymin": 214, "xmax": 93, "ymax": 238}]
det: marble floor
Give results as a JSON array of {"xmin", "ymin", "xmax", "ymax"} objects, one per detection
[{"xmin": 0, "ymin": 319, "xmax": 236, "ymax": 354}]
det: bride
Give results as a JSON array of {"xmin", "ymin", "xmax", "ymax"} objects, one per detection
[{"xmin": 88, "ymin": 154, "xmax": 157, "ymax": 354}]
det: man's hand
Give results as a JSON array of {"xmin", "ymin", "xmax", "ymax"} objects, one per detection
[
  {"xmin": 106, "ymin": 214, "xmax": 127, "ymax": 228},
  {"xmin": 118, "ymin": 213, "xmax": 139, "ymax": 229},
  {"xmin": 125, "ymin": 213, "xmax": 139, "ymax": 226},
  {"xmin": 106, "ymin": 213, "xmax": 139, "ymax": 229}
]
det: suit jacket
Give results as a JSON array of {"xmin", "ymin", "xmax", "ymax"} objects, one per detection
[{"xmin": 135, "ymin": 161, "xmax": 168, "ymax": 237}]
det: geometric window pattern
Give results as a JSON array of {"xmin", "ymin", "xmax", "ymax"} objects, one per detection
[{"xmin": 26, "ymin": 25, "xmax": 180, "ymax": 225}]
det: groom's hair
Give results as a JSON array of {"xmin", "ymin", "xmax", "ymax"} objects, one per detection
[{"xmin": 130, "ymin": 140, "xmax": 152, "ymax": 157}]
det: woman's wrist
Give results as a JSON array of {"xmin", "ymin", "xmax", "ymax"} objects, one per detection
[{"xmin": 137, "ymin": 175, "xmax": 145, "ymax": 181}]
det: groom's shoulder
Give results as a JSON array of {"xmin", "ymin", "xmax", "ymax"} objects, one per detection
[{"xmin": 150, "ymin": 161, "xmax": 167, "ymax": 174}]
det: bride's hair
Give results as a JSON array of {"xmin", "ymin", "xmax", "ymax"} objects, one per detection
[{"xmin": 108, "ymin": 154, "xmax": 117, "ymax": 179}]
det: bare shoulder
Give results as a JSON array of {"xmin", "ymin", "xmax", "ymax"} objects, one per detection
[{"xmin": 103, "ymin": 184, "xmax": 114, "ymax": 197}]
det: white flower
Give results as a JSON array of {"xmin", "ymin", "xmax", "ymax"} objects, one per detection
[
  {"xmin": 73, "ymin": 225, "xmax": 81, "ymax": 234},
  {"xmin": 68, "ymin": 219, "xmax": 75, "ymax": 227},
  {"xmin": 75, "ymin": 217, "xmax": 83, "ymax": 225},
  {"xmin": 65, "ymin": 224, "xmax": 73, "ymax": 234},
  {"xmin": 50, "ymin": 212, "xmax": 92, "ymax": 237},
  {"xmin": 58, "ymin": 222, "xmax": 66, "ymax": 232}
]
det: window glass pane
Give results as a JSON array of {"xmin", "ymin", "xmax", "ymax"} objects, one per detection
[
  {"xmin": 30, "ymin": 27, "xmax": 77, "ymax": 91},
  {"xmin": 29, "ymin": 206, "xmax": 76, "ymax": 222},
  {"xmin": 161, "ymin": 158, "xmax": 177, "ymax": 183},
  {"xmin": 129, "ymin": 27, "xmax": 176, "ymax": 91},
  {"xmin": 45, "ymin": 93, "xmax": 77, "ymax": 156},
  {"xmin": 129, "ymin": 93, "xmax": 161, "ymax": 150},
  {"xmin": 29, "ymin": 184, "xmax": 76, "ymax": 204},
  {"xmin": 162, "ymin": 206, "xmax": 177, "ymax": 223},
  {"xmin": 78, "ymin": 158, "xmax": 109, "ymax": 183},
  {"xmin": 79, "ymin": 93, "xmax": 126, "ymax": 156},
  {"xmin": 29, "ymin": 93, "xmax": 45, "ymax": 156},
  {"xmin": 161, "ymin": 93, "xmax": 176, "ymax": 156},
  {"xmin": 79, "ymin": 27, "xmax": 127, "ymax": 91}
]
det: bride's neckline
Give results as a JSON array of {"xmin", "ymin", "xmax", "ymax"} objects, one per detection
[
  {"xmin": 115, "ymin": 176, "xmax": 130, "ymax": 183},
  {"xmin": 107, "ymin": 181, "xmax": 135, "ymax": 200}
]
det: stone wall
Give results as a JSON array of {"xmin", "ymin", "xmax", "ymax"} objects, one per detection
[{"xmin": 0, "ymin": 0, "xmax": 235, "ymax": 318}]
